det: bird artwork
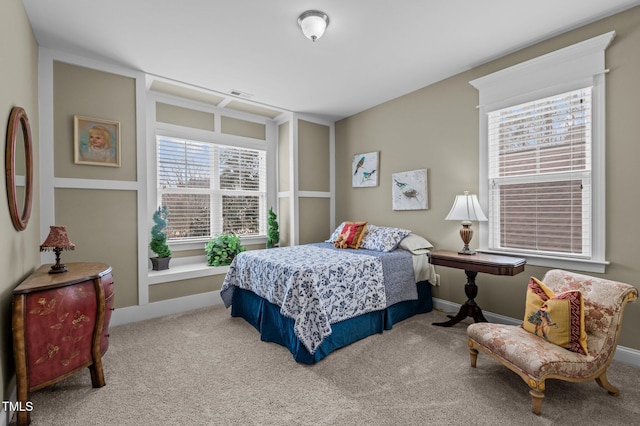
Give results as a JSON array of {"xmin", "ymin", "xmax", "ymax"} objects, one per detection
[
  {"xmin": 402, "ymin": 188, "xmax": 418, "ymax": 199},
  {"xmin": 393, "ymin": 178, "xmax": 408, "ymax": 189},
  {"xmin": 391, "ymin": 169, "xmax": 428, "ymax": 210},
  {"xmin": 353, "ymin": 156, "xmax": 365, "ymax": 176},
  {"xmin": 352, "ymin": 153, "xmax": 378, "ymax": 187},
  {"xmin": 362, "ymin": 169, "xmax": 376, "ymax": 183}
]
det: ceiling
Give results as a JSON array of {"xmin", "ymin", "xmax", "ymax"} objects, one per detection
[{"xmin": 22, "ymin": 0, "xmax": 640, "ymax": 122}]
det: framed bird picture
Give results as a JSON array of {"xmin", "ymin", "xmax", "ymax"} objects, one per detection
[
  {"xmin": 392, "ymin": 169, "xmax": 428, "ymax": 210},
  {"xmin": 352, "ymin": 151, "xmax": 379, "ymax": 187}
]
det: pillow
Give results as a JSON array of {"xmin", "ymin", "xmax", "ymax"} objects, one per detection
[
  {"xmin": 326, "ymin": 222, "xmax": 346, "ymax": 242},
  {"xmin": 337, "ymin": 221, "xmax": 368, "ymax": 249},
  {"xmin": 360, "ymin": 225, "xmax": 412, "ymax": 252},
  {"xmin": 398, "ymin": 233, "xmax": 434, "ymax": 254},
  {"xmin": 522, "ymin": 277, "xmax": 588, "ymax": 355}
]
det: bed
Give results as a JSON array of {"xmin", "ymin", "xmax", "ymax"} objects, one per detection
[{"xmin": 220, "ymin": 224, "xmax": 436, "ymax": 364}]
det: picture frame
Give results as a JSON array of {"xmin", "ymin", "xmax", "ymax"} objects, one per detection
[
  {"xmin": 392, "ymin": 169, "xmax": 428, "ymax": 210},
  {"xmin": 74, "ymin": 115, "xmax": 121, "ymax": 167},
  {"xmin": 352, "ymin": 151, "xmax": 379, "ymax": 187}
]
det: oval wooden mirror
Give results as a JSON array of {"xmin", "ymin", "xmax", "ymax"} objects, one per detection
[{"xmin": 6, "ymin": 106, "xmax": 33, "ymax": 231}]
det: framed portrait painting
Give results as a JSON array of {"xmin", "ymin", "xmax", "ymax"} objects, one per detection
[
  {"xmin": 392, "ymin": 169, "xmax": 428, "ymax": 210},
  {"xmin": 74, "ymin": 115, "xmax": 121, "ymax": 167},
  {"xmin": 352, "ymin": 151, "xmax": 378, "ymax": 187}
]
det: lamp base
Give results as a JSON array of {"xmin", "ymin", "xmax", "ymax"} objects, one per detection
[
  {"xmin": 458, "ymin": 222, "xmax": 477, "ymax": 255},
  {"xmin": 48, "ymin": 248, "xmax": 68, "ymax": 273},
  {"xmin": 48, "ymin": 263, "xmax": 68, "ymax": 274},
  {"xmin": 458, "ymin": 247, "xmax": 477, "ymax": 255}
]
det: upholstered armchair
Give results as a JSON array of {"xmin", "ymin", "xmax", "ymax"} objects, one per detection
[{"xmin": 467, "ymin": 269, "xmax": 638, "ymax": 415}]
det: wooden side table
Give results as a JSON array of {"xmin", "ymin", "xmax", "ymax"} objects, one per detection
[
  {"xmin": 428, "ymin": 250, "xmax": 525, "ymax": 327},
  {"xmin": 12, "ymin": 262, "xmax": 114, "ymax": 425}
]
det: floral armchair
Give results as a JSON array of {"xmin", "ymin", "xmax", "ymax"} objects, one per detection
[{"xmin": 467, "ymin": 269, "xmax": 638, "ymax": 415}]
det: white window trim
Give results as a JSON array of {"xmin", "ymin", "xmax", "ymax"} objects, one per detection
[
  {"xmin": 470, "ymin": 31, "xmax": 615, "ymax": 273},
  {"xmin": 146, "ymin": 91, "xmax": 277, "ymax": 284},
  {"xmin": 156, "ymin": 134, "xmax": 268, "ymax": 242}
]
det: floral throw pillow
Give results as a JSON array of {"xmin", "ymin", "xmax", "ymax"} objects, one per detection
[
  {"xmin": 522, "ymin": 277, "xmax": 588, "ymax": 355},
  {"xmin": 360, "ymin": 225, "xmax": 412, "ymax": 252}
]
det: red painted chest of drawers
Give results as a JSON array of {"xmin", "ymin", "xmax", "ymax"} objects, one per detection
[{"xmin": 12, "ymin": 262, "xmax": 114, "ymax": 425}]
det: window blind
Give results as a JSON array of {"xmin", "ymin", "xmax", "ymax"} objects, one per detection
[
  {"xmin": 157, "ymin": 136, "xmax": 266, "ymax": 241},
  {"xmin": 213, "ymin": 146, "xmax": 266, "ymax": 236},
  {"xmin": 487, "ymin": 88, "xmax": 592, "ymax": 256}
]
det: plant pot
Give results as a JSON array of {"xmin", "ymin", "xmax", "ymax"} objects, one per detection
[{"xmin": 150, "ymin": 256, "xmax": 171, "ymax": 271}]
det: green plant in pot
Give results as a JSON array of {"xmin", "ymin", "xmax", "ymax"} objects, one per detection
[
  {"xmin": 205, "ymin": 233, "xmax": 246, "ymax": 267},
  {"xmin": 266, "ymin": 207, "xmax": 280, "ymax": 248},
  {"xmin": 150, "ymin": 206, "xmax": 172, "ymax": 270}
]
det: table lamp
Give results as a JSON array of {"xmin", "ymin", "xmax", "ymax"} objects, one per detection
[
  {"xmin": 40, "ymin": 225, "xmax": 75, "ymax": 273},
  {"xmin": 445, "ymin": 191, "xmax": 487, "ymax": 255}
]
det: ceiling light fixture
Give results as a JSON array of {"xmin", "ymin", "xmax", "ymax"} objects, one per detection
[{"xmin": 297, "ymin": 10, "xmax": 329, "ymax": 42}]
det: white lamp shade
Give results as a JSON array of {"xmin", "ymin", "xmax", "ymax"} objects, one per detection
[
  {"xmin": 298, "ymin": 11, "xmax": 329, "ymax": 42},
  {"xmin": 445, "ymin": 193, "xmax": 488, "ymax": 222}
]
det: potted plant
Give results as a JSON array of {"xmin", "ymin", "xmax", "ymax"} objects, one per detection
[
  {"xmin": 205, "ymin": 233, "xmax": 246, "ymax": 267},
  {"xmin": 150, "ymin": 206, "xmax": 172, "ymax": 270},
  {"xmin": 266, "ymin": 207, "xmax": 280, "ymax": 248}
]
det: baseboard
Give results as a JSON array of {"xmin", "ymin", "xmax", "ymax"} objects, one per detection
[
  {"xmin": 110, "ymin": 290, "xmax": 224, "ymax": 327},
  {"xmin": 433, "ymin": 297, "xmax": 640, "ymax": 369}
]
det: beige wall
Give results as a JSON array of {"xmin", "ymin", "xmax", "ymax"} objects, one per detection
[
  {"xmin": 298, "ymin": 120, "xmax": 330, "ymax": 192},
  {"xmin": 221, "ymin": 116, "xmax": 265, "ymax": 139},
  {"xmin": 336, "ymin": 7, "xmax": 640, "ymax": 350},
  {"xmin": 53, "ymin": 62, "xmax": 139, "ymax": 309},
  {"xmin": 53, "ymin": 61, "xmax": 137, "ymax": 182},
  {"xmin": 278, "ymin": 197, "xmax": 291, "ymax": 247},
  {"xmin": 0, "ymin": 0, "xmax": 40, "ymax": 404},
  {"xmin": 54, "ymin": 188, "xmax": 138, "ymax": 307},
  {"xmin": 299, "ymin": 198, "xmax": 331, "ymax": 245},
  {"xmin": 150, "ymin": 275, "xmax": 226, "ymax": 303},
  {"xmin": 156, "ymin": 102, "xmax": 214, "ymax": 131},
  {"xmin": 297, "ymin": 119, "xmax": 331, "ymax": 244}
]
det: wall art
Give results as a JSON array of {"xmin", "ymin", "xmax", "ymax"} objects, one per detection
[
  {"xmin": 74, "ymin": 115, "xmax": 121, "ymax": 167},
  {"xmin": 352, "ymin": 151, "xmax": 378, "ymax": 187},
  {"xmin": 392, "ymin": 169, "xmax": 428, "ymax": 210}
]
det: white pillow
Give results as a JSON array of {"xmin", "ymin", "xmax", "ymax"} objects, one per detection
[{"xmin": 399, "ymin": 233, "xmax": 434, "ymax": 254}]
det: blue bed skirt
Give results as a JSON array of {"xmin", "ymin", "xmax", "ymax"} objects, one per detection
[{"xmin": 230, "ymin": 280, "xmax": 433, "ymax": 364}]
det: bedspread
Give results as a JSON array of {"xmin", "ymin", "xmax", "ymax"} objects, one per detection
[{"xmin": 221, "ymin": 244, "xmax": 411, "ymax": 354}]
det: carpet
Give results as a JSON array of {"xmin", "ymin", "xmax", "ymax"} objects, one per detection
[{"xmin": 22, "ymin": 306, "xmax": 640, "ymax": 425}]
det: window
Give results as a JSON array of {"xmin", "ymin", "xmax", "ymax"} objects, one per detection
[
  {"xmin": 157, "ymin": 136, "xmax": 267, "ymax": 242},
  {"xmin": 471, "ymin": 32, "xmax": 614, "ymax": 273},
  {"xmin": 487, "ymin": 88, "xmax": 591, "ymax": 257}
]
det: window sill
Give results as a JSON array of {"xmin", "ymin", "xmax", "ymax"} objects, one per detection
[
  {"xmin": 478, "ymin": 250, "xmax": 609, "ymax": 274},
  {"xmin": 147, "ymin": 255, "xmax": 230, "ymax": 285},
  {"xmin": 167, "ymin": 235, "xmax": 267, "ymax": 252}
]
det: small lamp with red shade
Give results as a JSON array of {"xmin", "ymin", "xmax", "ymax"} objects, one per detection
[{"xmin": 40, "ymin": 225, "xmax": 75, "ymax": 273}]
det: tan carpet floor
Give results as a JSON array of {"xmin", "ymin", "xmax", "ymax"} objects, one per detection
[{"xmin": 22, "ymin": 305, "xmax": 640, "ymax": 425}]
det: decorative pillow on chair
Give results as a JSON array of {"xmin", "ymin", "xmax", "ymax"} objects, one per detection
[
  {"xmin": 336, "ymin": 221, "xmax": 368, "ymax": 249},
  {"xmin": 522, "ymin": 277, "xmax": 588, "ymax": 355}
]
